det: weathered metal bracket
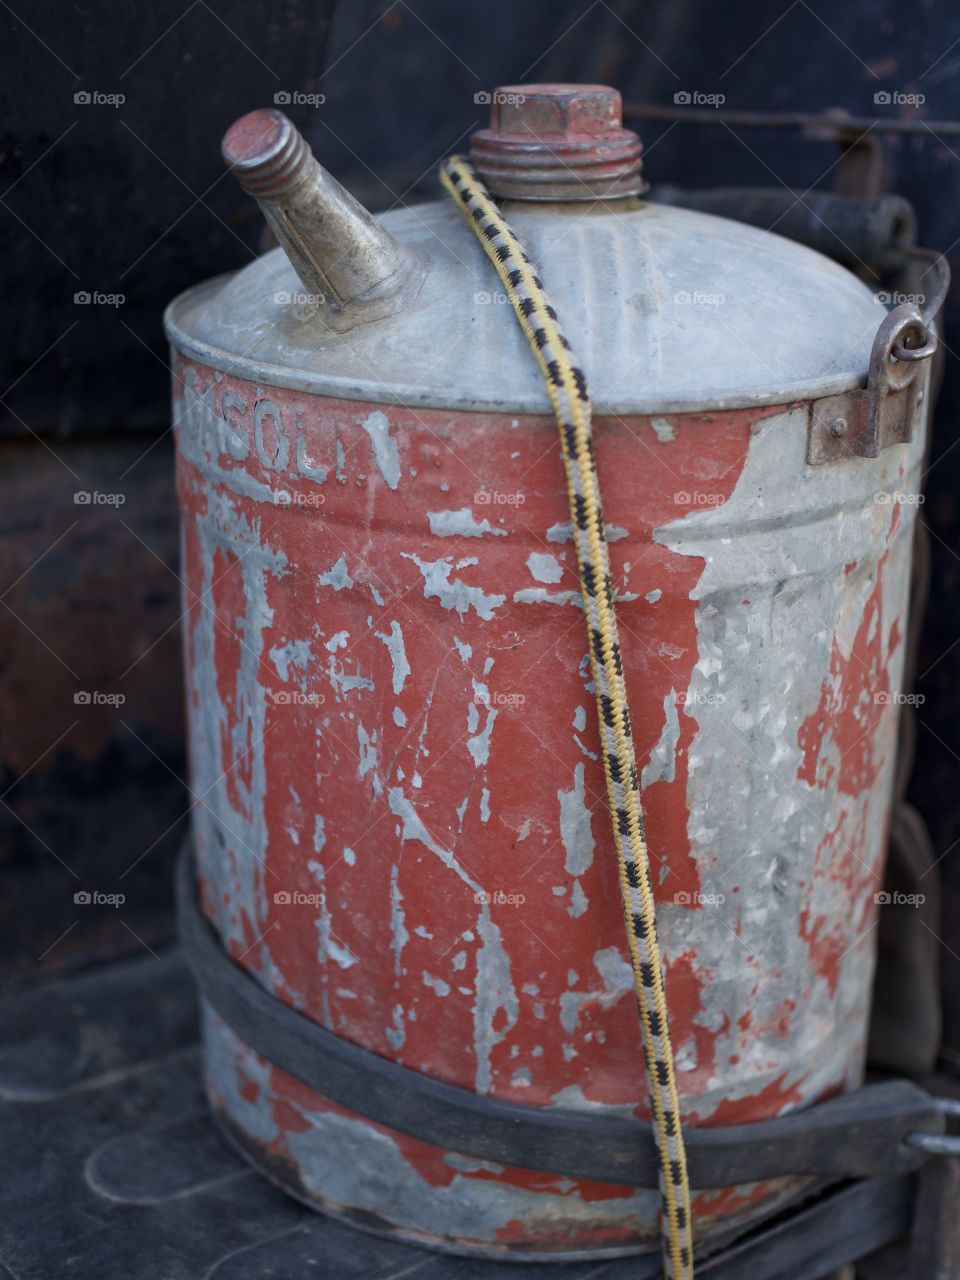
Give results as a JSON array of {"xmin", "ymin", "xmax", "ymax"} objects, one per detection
[
  {"xmin": 808, "ymin": 247, "xmax": 948, "ymax": 465},
  {"xmin": 807, "ymin": 303, "xmax": 935, "ymax": 464}
]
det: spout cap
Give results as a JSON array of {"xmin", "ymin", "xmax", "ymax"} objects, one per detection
[
  {"xmin": 470, "ymin": 84, "xmax": 645, "ymax": 201},
  {"xmin": 222, "ymin": 109, "xmax": 312, "ymax": 199}
]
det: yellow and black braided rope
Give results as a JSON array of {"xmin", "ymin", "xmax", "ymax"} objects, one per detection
[{"xmin": 440, "ymin": 155, "xmax": 694, "ymax": 1280}]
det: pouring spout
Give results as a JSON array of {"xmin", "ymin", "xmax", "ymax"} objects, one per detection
[{"xmin": 222, "ymin": 109, "xmax": 424, "ymax": 332}]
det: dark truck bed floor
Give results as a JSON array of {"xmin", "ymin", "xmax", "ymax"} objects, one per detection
[{"xmin": 0, "ymin": 950, "xmax": 912, "ymax": 1279}]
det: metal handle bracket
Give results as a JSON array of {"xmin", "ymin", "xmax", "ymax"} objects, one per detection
[
  {"xmin": 807, "ymin": 248, "xmax": 948, "ymax": 465},
  {"xmin": 808, "ymin": 303, "xmax": 933, "ymax": 464}
]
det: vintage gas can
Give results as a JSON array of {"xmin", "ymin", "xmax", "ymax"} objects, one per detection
[{"xmin": 166, "ymin": 85, "xmax": 936, "ymax": 1258}]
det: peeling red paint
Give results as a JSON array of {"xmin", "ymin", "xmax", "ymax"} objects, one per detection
[
  {"xmin": 176, "ymin": 361, "xmax": 762, "ymax": 1114},
  {"xmin": 662, "ymin": 949, "xmax": 721, "ymax": 1087},
  {"xmin": 797, "ymin": 540, "xmax": 897, "ymax": 797},
  {"xmin": 176, "ymin": 352, "xmax": 916, "ymax": 1254},
  {"xmin": 703, "ymin": 1072, "xmax": 807, "ymax": 1126}
]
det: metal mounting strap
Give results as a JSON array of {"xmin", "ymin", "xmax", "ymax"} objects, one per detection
[{"xmin": 177, "ymin": 845, "xmax": 946, "ymax": 1190}]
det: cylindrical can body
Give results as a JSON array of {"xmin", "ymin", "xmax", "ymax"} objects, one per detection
[{"xmin": 172, "ymin": 351, "xmax": 925, "ymax": 1257}]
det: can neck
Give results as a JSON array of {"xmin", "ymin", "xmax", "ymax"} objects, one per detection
[{"xmin": 499, "ymin": 194, "xmax": 647, "ymax": 216}]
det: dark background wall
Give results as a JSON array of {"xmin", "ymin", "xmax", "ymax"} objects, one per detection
[{"xmin": 1, "ymin": 0, "xmax": 958, "ymax": 1057}]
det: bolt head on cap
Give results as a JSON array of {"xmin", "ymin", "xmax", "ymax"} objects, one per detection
[
  {"xmin": 470, "ymin": 83, "xmax": 645, "ymax": 201},
  {"xmin": 489, "ymin": 83, "xmax": 623, "ymax": 138},
  {"xmin": 222, "ymin": 108, "xmax": 311, "ymax": 200}
]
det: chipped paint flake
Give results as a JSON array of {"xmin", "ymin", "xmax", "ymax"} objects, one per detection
[
  {"xmin": 316, "ymin": 896, "xmax": 358, "ymax": 970},
  {"xmin": 319, "ymin": 555, "xmax": 354, "ymax": 591},
  {"xmin": 361, "ymin": 410, "xmax": 400, "ymax": 489},
  {"xmin": 357, "ymin": 723, "xmax": 382, "ymax": 796},
  {"xmin": 568, "ymin": 880, "xmax": 589, "ymax": 918},
  {"xmin": 428, "ymin": 508, "xmax": 507, "ymax": 538},
  {"xmin": 641, "ymin": 691, "xmax": 680, "ymax": 787},
  {"xmin": 558, "ymin": 762, "xmax": 595, "ymax": 876},
  {"xmin": 269, "ymin": 638, "xmax": 311, "ymax": 684},
  {"xmin": 386, "ymin": 1004, "xmax": 405, "ymax": 1050},
  {"xmin": 475, "ymin": 912, "xmax": 519, "ymax": 1095},
  {"xmin": 423, "ymin": 971, "xmax": 451, "ymax": 996},
  {"xmin": 467, "ymin": 683, "xmax": 498, "ymax": 767},
  {"xmin": 313, "ymin": 815, "xmax": 326, "ymax": 853},
  {"xmin": 390, "ymin": 864, "xmax": 408, "ymax": 977},
  {"xmin": 403, "ymin": 554, "xmax": 505, "ymax": 621},
  {"xmin": 376, "ymin": 620, "xmax": 411, "ymax": 694},
  {"xmin": 526, "ymin": 552, "xmax": 564, "ymax": 584},
  {"xmin": 594, "ymin": 946, "xmax": 634, "ymax": 994},
  {"xmin": 326, "ymin": 654, "xmax": 373, "ymax": 696}
]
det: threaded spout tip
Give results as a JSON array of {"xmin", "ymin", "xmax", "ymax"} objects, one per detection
[{"xmin": 222, "ymin": 109, "xmax": 312, "ymax": 200}]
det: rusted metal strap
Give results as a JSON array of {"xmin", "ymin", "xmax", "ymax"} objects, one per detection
[{"xmin": 177, "ymin": 846, "xmax": 943, "ymax": 1192}]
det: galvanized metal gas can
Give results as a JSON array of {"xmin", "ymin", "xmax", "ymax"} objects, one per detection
[{"xmin": 166, "ymin": 85, "xmax": 936, "ymax": 1259}]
